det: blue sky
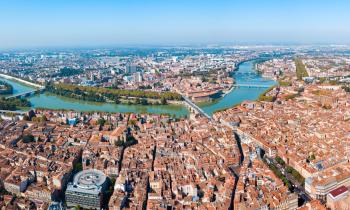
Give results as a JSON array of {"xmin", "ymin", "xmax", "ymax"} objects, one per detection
[{"xmin": 0, "ymin": 0, "xmax": 349, "ymax": 48}]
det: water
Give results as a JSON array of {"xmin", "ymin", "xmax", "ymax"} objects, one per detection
[
  {"xmin": 0, "ymin": 77, "xmax": 188, "ymax": 117},
  {"xmin": 0, "ymin": 77, "xmax": 34, "ymax": 96},
  {"xmin": 0, "ymin": 60, "xmax": 275, "ymax": 117},
  {"xmin": 199, "ymin": 61, "xmax": 276, "ymax": 115},
  {"xmin": 30, "ymin": 93, "xmax": 188, "ymax": 117}
]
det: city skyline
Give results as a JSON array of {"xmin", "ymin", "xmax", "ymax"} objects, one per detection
[{"xmin": 1, "ymin": 0, "xmax": 350, "ymax": 49}]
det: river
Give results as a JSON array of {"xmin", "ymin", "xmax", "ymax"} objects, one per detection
[
  {"xmin": 0, "ymin": 60, "xmax": 275, "ymax": 117},
  {"xmin": 199, "ymin": 60, "xmax": 276, "ymax": 115}
]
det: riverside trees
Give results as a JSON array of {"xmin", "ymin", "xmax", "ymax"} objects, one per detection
[{"xmin": 46, "ymin": 83, "xmax": 183, "ymax": 104}]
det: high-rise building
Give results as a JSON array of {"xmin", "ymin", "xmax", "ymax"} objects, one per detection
[
  {"xmin": 65, "ymin": 169, "xmax": 107, "ymax": 210},
  {"xmin": 125, "ymin": 63, "xmax": 137, "ymax": 74},
  {"xmin": 134, "ymin": 72, "xmax": 143, "ymax": 82}
]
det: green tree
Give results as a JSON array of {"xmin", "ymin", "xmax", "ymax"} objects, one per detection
[
  {"xmin": 97, "ymin": 118, "xmax": 106, "ymax": 126},
  {"xmin": 161, "ymin": 97, "xmax": 167, "ymax": 105},
  {"xmin": 22, "ymin": 134, "xmax": 35, "ymax": 143},
  {"xmin": 295, "ymin": 59, "xmax": 309, "ymax": 80}
]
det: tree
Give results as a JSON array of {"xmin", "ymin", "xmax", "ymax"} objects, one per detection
[
  {"xmin": 161, "ymin": 97, "xmax": 167, "ymax": 105},
  {"xmin": 22, "ymin": 134, "xmax": 35, "ymax": 143},
  {"xmin": 275, "ymin": 156, "xmax": 285, "ymax": 166},
  {"xmin": 74, "ymin": 163, "xmax": 83, "ymax": 172},
  {"xmin": 97, "ymin": 118, "xmax": 106, "ymax": 126},
  {"xmin": 295, "ymin": 59, "xmax": 309, "ymax": 80},
  {"xmin": 40, "ymin": 115, "xmax": 48, "ymax": 122},
  {"xmin": 23, "ymin": 115, "xmax": 30, "ymax": 121},
  {"xmin": 114, "ymin": 140, "xmax": 124, "ymax": 147},
  {"xmin": 140, "ymin": 98, "xmax": 149, "ymax": 105},
  {"xmin": 309, "ymin": 154, "xmax": 316, "ymax": 160}
]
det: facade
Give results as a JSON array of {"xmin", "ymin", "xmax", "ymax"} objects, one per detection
[
  {"xmin": 327, "ymin": 186, "xmax": 350, "ymax": 210},
  {"xmin": 125, "ymin": 63, "xmax": 137, "ymax": 74},
  {"xmin": 305, "ymin": 165, "xmax": 350, "ymax": 202},
  {"xmin": 65, "ymin": 169, "xmax": 107, "ymax": 210}
]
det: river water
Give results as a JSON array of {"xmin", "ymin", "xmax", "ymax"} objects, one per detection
[
  {"xmin": 199, "ymin": 60, "xmax": 276, "ymax": 115},
  {"xmin": 0, "ymin": 60, "xmax": 275, "ymax": 117}
]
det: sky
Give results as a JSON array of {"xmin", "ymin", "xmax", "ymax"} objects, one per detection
[{"xmin": 0, "ymin": 0, "xmax": 349, "ymax": 49}]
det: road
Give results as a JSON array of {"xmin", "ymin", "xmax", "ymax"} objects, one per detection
[{"xmin": 268, "ymin": 158, "xmax": 312, "ymax": 204}]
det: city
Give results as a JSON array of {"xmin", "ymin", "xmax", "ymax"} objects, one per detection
[{"xmin": 0, "ymin": 1, "xmax": 350, "ymax": 210}]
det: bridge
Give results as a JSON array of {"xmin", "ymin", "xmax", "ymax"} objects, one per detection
[
  {"xmin": 182, "ymin": 95, "xmax": 212, "ymax": 120},
  {"xmin": 6, "ymin": 88, "xmax": 45, "ymax": 99},
  {"xmin": 233, "ymin": 84, "xmax": 271, "ymax": 88}
]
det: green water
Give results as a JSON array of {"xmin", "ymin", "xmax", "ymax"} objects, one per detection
[
  {"xmin": 30, "ymin": 93, "xmax": 188, "ymax": 117},
  {"xmin": 0, "ymin": 60, "xmax": 275, "ymax": 117},
  {"xmin": 199, "ymin": 61, "xmax": 276, "ymax": 115}
]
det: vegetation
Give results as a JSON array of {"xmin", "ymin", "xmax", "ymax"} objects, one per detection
[
  {"xmin": 318, "ymin": 77, "xmax": 327, "ymax": 84},
  {"xmin": 0, "ymin": 97, "xmax": 31, "ymax": 110},
  {"xmin": 284, "ymin": 93, "xmax": 299, "ymax": 100},
  {"xmin": 258, "ymin": 85, "xmax": 277, "ymax": 102},
  {"xmin": 286, "ymin": 166, "xmax": 305, "ymax": 186},
  {"xmin": 311, "ymin": 89, "xmax": 332, "ymax": 96},
  {"xmin": 275, "ymin": 156, "xmax": 286, "ymax": 166},
  {"xmin": 258, "ymin": 95, "xmax": 275, "ymax": 102},
  {"xmin": 264, "ymin": 158, "xmax": 292, "ymax": 190},
  {"xmin": 22, "ymin": 115, "xmax": 30, "ymax": 121},
  {"xmin": 55, "ymin": 67, "xmax": 84, "ymax": 77},
  {"xmin": 0, "ymin": 81, "xmax": 13, "ymax": 95},
  {"xmin": 295, "ymin": 59, "xmax": 309, "ymax": 80},
  {"xmin": 278, "ymin": 80, "xmax": 292, "ymax": 87},
  {"xmin": 73, "ymin": 163, "xmax": 83, "ymax": 172},
  {"xmin": 138, "ymin": 85, "xmax": 152, "ymax": 90},
  {"xmin": 275, "ymin": 156, "xmax": 305, "ymax": 186},
  {"xmin": 97, "ymin": 118, "xmax": 106, "ymax": 126},
  {"xmin": 31, "ymin": 115, "xmax": 48, "ymax": 123},
  {"xmin": 329, "ymin": 80, "xmax": 339, "ymax": 85},
  {"xmin": 342, "ymin": 86, "xmax": 350, "ymax": 92},
  {"xmin": 22, "ymin": 134, "xmax": 35, "ymax": 143},
  {"xmin": 46, "ymin": 84, "xmax": 183, "ymax": 104},
  {"xmin": 308, "ymin": 154, "xmax": 316, "ymax": 161},
  {"xmin": 161, "ymin": 97, "xmax": 167, "ymax": 105}
]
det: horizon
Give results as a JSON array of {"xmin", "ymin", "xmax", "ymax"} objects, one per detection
[
  {"xmin": 1, "ymin": 0, "xmax": 350, "ymax": 49},
  {"xmin": 2, "ymin": 42, "xmax": 350, "ymax": 52}
]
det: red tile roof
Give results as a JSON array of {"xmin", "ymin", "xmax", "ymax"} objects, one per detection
[{"xmin": 329, "ymin": 185, "xmax": 348, "ymax": 198}]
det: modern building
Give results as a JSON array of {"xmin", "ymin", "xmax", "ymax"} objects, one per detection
[
  {"xmin": 65, "ymin": 169, "xmax": 107, "ymax": 210},
  {"xmin": 305, "ymin": 162, "xmax": 350, "ymax": 202},
  {"xmin": 133, "ymin": 72, "xmax": 143, "ymax": 82},
  {"xmin": 326, "ymin": 186, "xmax": 350, "ymax": 210},
  {"xmin": 125, "ymin": 63, "xmax": 137, "ymax": 74}
]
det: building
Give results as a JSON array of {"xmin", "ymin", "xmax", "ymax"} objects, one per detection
[
  {"xmin": 305, "ymin": 162, "xmax": 350, "ymax": 202},
  {"xmin": 125, "ymin": 63, "xmax": 137, "ymax": 74},
  {"xmin": 133, "ymin": 72, "xmax": 143, "ymax": 82},
  {"xmin": 65, "ymin": 169, "xmax": 107, "ymax": 210},
  {"xmin": 327, "ymin": 186, "xmax": 350, "ymax": 210}
]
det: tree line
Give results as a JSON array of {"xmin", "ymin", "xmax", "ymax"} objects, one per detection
[
  {"xmin": 0, "ymin": 98, "xmax": 31, "ymax": 110},
  {"xmin": 46, "ymin": 83, "xmax": 183, "ymax": 103},
  {"xmin": 295, "ymin": 59, "xmax": 309, "ymax": 80}
]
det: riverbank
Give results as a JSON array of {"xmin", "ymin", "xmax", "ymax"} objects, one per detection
[
  {"xmin": 199, "ymin": 60, "xmax": 276, "ymax": 116},
  {"xmin": 0, "ymin": 74, "xmax": 44, "ymax": 89},
  {"xmin": 0, "ymin": 59, "xmax": 275, "ymax": 118},
  {"xmin": 0, "ymin": 80, "xmax": 13, "ymax": 95},
  {"xmin": 29, "ymin": 93, "xmax": 189, "ymax": 117}
]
